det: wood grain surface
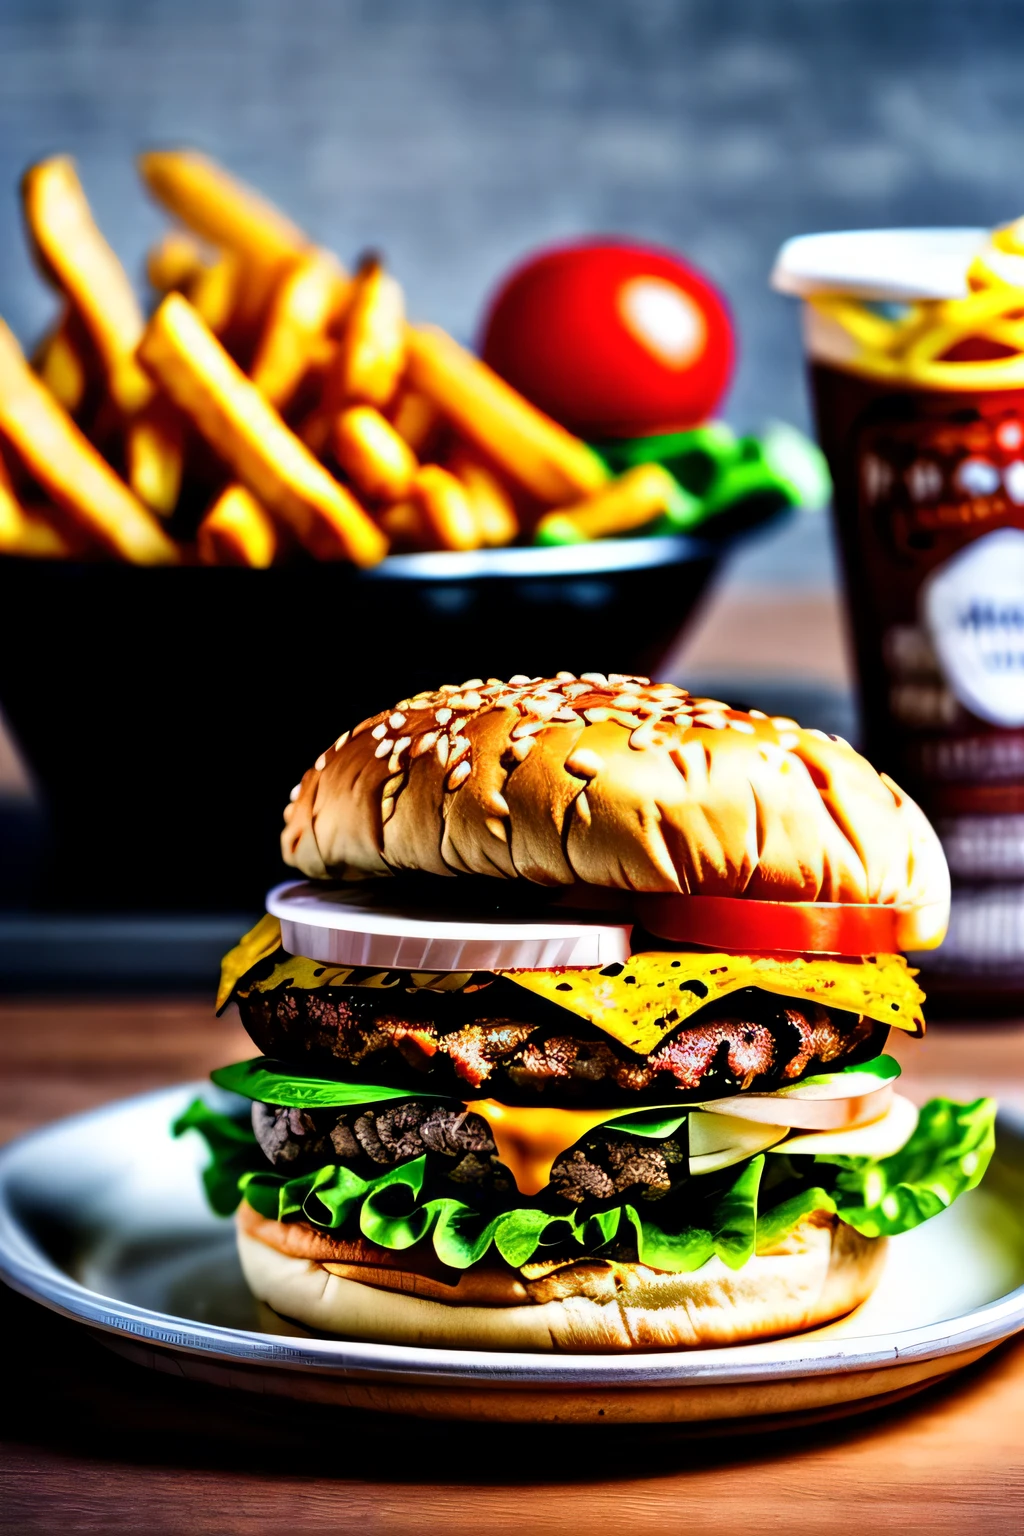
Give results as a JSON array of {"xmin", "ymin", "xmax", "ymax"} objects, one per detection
[{"xmin": 1, "ymin": 996, "xmax": 1023, "ymax": 1534}]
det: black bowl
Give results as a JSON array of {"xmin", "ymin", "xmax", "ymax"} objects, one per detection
[{"xmin": 0, "ymin": 535, "xmax": 721, "ymax": 911}]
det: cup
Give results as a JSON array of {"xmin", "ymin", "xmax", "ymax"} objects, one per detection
[{"xmin": 774, "ymin": 227, "xmax": 1024, "ymax": 1009}]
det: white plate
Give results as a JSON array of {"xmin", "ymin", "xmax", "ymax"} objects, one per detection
[{"xmin": 1, "ymin": 1085, "xmax": 1023, "ymax": 1426}]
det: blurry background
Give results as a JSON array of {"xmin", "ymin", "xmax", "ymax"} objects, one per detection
[{"xmin": 3, "ymin": 0, "xmax": 1024, "ymax": 970}]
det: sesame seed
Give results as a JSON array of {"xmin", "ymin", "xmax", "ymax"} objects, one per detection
[
  {"xmin": 384, "ymin": 772, "xmax": 404, "ymax": 798},
  {"xmin": 381, "ymin": 795, "xmax": 396, "ymax": 823},
  {"xmin": 566, "ymin": 748, "xmax": 604, "ymax": 777},
  {"xmin": 374, "ymin": 737, "xmax": 394, "ymax": 758},
  {"xmin": 778, "ymin": 732, "xmax": 799, "ymax": 751},
  {"xmin": 436, "ymin": 736, "xmax": 450, "ymax": 766},
  {"xmin": 413, "ymin": 731, "xmax": 439, "ymax": 758},
  {"xmin": 461, "ymin": 690, "xmax": 483, "ymax": 710},
  {"xmin": 583, "ymin": 706, "xmax": 611, "ymax": 724},
  {"xmin": 485, "ymin": 815, "xmax": 508, "ymax": 842},
  {"xmin": 334, "ymin": 730, "xmax": 350, "ymax": 749},
  {"xmin": 389, "ymin": 713, "xmax": 406, "ymax": 730},
  {"xmin": 694, "ymin": 713, "xmax": 728, "ymax": 730},
  {"xmin": 574, "ymin": 790, "xmax": 592, "ymax": 827},
  {"xmin": 451, "ymin": 717, "xmax": 467, "ymax": 735},
  {"xmin": 807, "ymin": 728, "xmax": 831, "ymax": 742},
  {"xmin": 461, "ymin": 677, "xmax": 484, "ymax": 689},
  {"xmin": 579, "ymin": 672, "xmax": 608, "ymax": 684},
  {"xmin": 314, "ymin": 753, "xmax": 327, "ymax": 771},
  {"xmin": 435, "ymin": 707, "xmax": 453, "ymax": 726},
  {"xmin": 448, "ymin": 737, "xmax": 471, "ymax": 764},
  {"xmin": 749, "ymin": 710, "xmax": 767, "ymax": 720},
  {"xmin": 393, "ymin": 736, "xmax": 411, "ymax": 756},
  {"xmin": 288, "ymin": 783, "xmax": 302, "ymax": 802},
  {"xmin": 555, "ymin": 671, "xmax": 576, "ymax": 681},
  {"xmin": 510, "ymin": 736, "xmax": 534, "ymax": 761},
  {"xmin": 613, "ymin": 694, "xmax": 644, "ymax": 710},
  {"xmin": 371, "ymin": 723, "xmax": 389, "ymax": 740},
  {"xmin": 729, "ymin": 720, "xmax": 756, "ymax": 734},
  {"xmin": 448, "ymin": 760, "xmax": 471, "ymax": 789},
  {"xmin": 772, "ymin": 717, "xmax": 798, "ymax": 731},
  {"xmin": 629, "ymin": 722, "xmax": 657, "ymax": 749},
  {"xmin": 551, "ymin": 707, "xmax": 579, "ymax": 723},
  {"xmin": 508, "ymin": 674, "xmax": 531, "ymax": 685}
]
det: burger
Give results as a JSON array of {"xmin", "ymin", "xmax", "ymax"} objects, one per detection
[{"xmin": 178, "ymin": 672, "xmax": 995, "ymax": 1352}]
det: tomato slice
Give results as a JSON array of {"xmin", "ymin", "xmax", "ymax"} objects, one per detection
[{"xmin": 632, "ymin": 893, "xmax": 909, "ymax": 957}]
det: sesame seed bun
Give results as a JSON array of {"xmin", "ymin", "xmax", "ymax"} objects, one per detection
[
  {"xmin": 236, "ymin": 1200, "xmax": 885, "ymax": 1352},
  {"xmin": 281, "ymin": 673, "xmax": 949, "ymax": 947}
]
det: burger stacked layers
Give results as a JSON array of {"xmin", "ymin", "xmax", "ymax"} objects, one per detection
[{"xmin": 179, "ymin": 674, "xmax": 995, "ymax": 1351}]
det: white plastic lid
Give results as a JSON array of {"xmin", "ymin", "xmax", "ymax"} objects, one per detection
[
  {"xmin": 266, "ymin": 880, "xmax": 633, "ymax": 972},
  {"xmin": 771, "ymin": 228, "xmax": 988, "ymax": 302}
]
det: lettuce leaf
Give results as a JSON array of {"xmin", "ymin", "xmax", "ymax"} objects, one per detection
[
  {"xmin": 210, "ymin": 1057, "xmax": 445, "ymax": 1109},
  {"xmin": 174, "ymin": 1095, "xmax": 997, "ymax": 1274}
]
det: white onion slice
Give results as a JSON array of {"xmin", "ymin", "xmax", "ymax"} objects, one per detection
[
  {"xmin": 696, "ymin": 1080, "xmax": 894, "ymax": 1132},
  {"xmin": 688, "ymin": 1112, "xmax": 789, "ymax": 1174},
  {"xmin": 769, "ymin": 1093, "xmax": 919, "ymax": 1159},
  {"xmin": 267, "ymin": 880, "xmax": 633, "ymax": 972}
]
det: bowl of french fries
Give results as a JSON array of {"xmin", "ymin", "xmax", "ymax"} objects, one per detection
[{"xmin": 0, "ymin": 151, "xmax": 742, "ymax": 910}]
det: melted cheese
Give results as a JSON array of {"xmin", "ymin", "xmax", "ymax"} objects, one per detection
[
  {"xmin": 468, "ymin": 1100, "xmax": 623, "ymax": 1196},
  {"xmin": 505, "ymin": 950, "xmax": 925, "ymax": 1054}
]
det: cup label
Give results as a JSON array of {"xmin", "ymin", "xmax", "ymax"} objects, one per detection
[{"xmin": 922, "ymin": 528, "xmax": 1024, "ymax": 727}]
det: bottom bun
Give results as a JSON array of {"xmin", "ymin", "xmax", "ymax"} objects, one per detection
[{"xmin": 236, "ymin": 1202, "xmax": 886, "ymax": 1352}]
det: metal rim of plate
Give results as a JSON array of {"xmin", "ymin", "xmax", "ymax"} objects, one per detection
[
  {"xmin": 266, "ymin": 880, "xmax": 634, "ymax": 971},
  {"xmin": 1, "ymin": 1084, "xmax": 1024, "ymax": 1391}
]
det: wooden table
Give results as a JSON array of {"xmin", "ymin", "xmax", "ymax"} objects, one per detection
[{"xmin": 2, "ymin": 996, "xmax": 1023, "ymax": 1534}]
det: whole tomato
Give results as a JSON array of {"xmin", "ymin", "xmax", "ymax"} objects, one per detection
[{"xmin": 479, "ymin": 240, "xmax": 734, "ymax": 440}]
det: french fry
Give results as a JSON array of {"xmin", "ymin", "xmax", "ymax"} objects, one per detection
[
  {"xmin": 390, "ymin": 386, "xmax": 441, "ymax": 455},
  {"xmin": 22, "ymin": 157, "xmax": 152, "ymax": 415},
  {"xmin": 187, "ymin": 251, "xmax": 240, "ymax": 337},
  {"xmin": 331, "ymin": 256, "xmax": 405, "ymax": 409},
  {"xmin": 408, "ymin": 464, "xmax": 480, "ymax": 552},
  {"xmin": 533, "ymin": 463, "xmax": 683, "ymax": 545},
  {"xmin": 138, "ymin": 150, "xmax": 309, "ymax": 273},
  {"xmin": 33, "ymin": 313, "xmax": 88, "ymax": 415},
  {"xmin": 126, "ymin": 396, "xmax": 184, "ymax": 516},
  {"xmin": 251, "ymin": 249, "xmax": 349, "ymax": 411},
  {"xmin": 197, "ymin": 484, "xmax": 280, "ymax": 567},
  {"xmin": 147, "ymin": 230, "xmax": 208, "ymax": 294},
  {"xmin": 446, "ymin": 446, "xmax": 519, "ymax": 547},
  {"xmin": 377, "ymin": 499, "xmax": 425, "ymax": 549},
  {"xmin": 0, "ymin": 498, "xmax": 76, "ymax": 559},
  {"xmin": 138, "ymin": 293, "xmax": 387, "ymax": 565},
  {"xmin": 332, "ymin": 405, "xmax": 418, "ymax": 502},
  {"xmin": 0, "ymin": 317, "xmax": 178, "ymax": 563},
  {"xmin": 404, "ymin": 325, "xmax": 608, "ymax": 505}
]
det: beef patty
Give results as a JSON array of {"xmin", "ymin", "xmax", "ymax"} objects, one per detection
[
  {"xmin": 238, "ymin": 979, "xmax": 884, "ymax": 1107},
  {"xmin": 253, "ymin": 1096, "xmax": 685, "ymax": 1207}
]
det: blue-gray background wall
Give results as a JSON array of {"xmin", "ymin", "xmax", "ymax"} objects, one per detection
[{"xmin": 2, "ymin": 0, "xmax": 1023, "ymax": 584}]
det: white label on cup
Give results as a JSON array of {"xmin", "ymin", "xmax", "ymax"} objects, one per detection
[{"xmin": 921, "ymin": 527, "xmax": 1024, "ymax": 726}]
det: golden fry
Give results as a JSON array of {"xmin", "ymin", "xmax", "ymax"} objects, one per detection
[
  {"xmin": 138, "ymin": 150, "xmax": 308, "ymax": 271},
  {"xmin": 126, "ymin": 396, "xmax": 184, "ymax": 516},
  {"xmin": 0, "ymin": 317, "xmax": 178, "ymax": 563},
  {"xmin": 389, "ymin": 387, "xmax": 441, "ymax": 455},
  {"xmin": 377, "ymin": 499, "xmax": 424, "ymax": 549},
  {"xmin": 251, "ymin": 249, "xmax": 349, "ymax": 411},
  {"xmin": 446, "ymin": 446, "xmax": 519, "ymax": 546},
  {"xmin": 33, "ymin": 313, "xmax": 88, "ymax": 415},
  {"xmin": 147, "ymin": 230, "xmax": 208, "ymax": 293},
  {"xmin": 186, "ymin": 251, "xmax": 240, "ymax": 337},
  {"xmin": 22, "ymin": 157, "xmax": 152, "ymax": 415},
  {"xmin": 138, "ymin": 294, "xmax": 387, "ymax": 565},
  {"xmin": 404, "ymin": 326, "xmax": 608, "ymax": 505},
  {"xmin": 197, "ymin": 484, "xmax": 280, "ymax": 567},
  {"xmin": 534, "ymin": 463, "xmax": 680, "ymax": 543},
  {"xmin": 332, "ymin": 406, "xmax": 418, "ymax": 503},
  {"xmin": 409, "ymin": 464, "xmax": 480, "ymax": 552},
  {"xmin": 332, "ymin": 257, "xmax": 405, "ymax": 409}
]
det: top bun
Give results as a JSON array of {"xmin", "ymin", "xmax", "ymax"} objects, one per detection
[{"xmin": 282, "ymin": 673, "xmax": 949, "ymax": 943}]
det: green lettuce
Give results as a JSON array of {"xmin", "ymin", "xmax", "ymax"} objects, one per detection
[
  {"xmin": 174, "ymin": 1095, "xmax": 996, "ymax": 1275},
  {"xmin": 210, "ymin": 1058, "xmax": 445, "ymax": 1110}
]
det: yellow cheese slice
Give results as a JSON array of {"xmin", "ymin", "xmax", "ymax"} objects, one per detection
[
  {"xmin": 217, "ymin": 914, "xmax": 283, "ymax": 1012},
  {"xmin": 504, "ymin": 950, "xmax": 925, "ymax": 1055},
  {"xmin": 468, "ymin": 1100, "xmax": 624, "ymax": 1196}
]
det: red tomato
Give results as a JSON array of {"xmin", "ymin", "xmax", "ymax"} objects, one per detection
[
  {"xmin": 479, "ymin": 240, "xmax": 734, "ymax": 440},
  {"xmin": 633, "ymin": 894, "xmax": 909, "ymax": 958}
]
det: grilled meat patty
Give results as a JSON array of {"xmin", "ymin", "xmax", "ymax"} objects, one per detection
[
  {"xmin": 253, "ymin": 1097, "xmax": 685, "ymax": 1207},
  {"xmin": 238, "ymin": 979, "xmax": 884, "ymax": 1107}
]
